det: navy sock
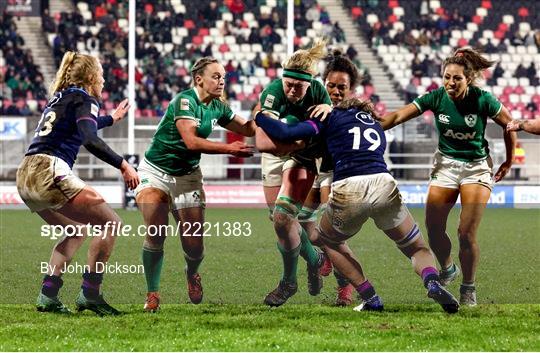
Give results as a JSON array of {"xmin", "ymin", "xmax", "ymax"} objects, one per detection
[
  {"xmin": 81, "ymin": 271, "xmax": 103, "ymax": 299},
  {"xmin": 41, "ymin": 275, "xmax": 63, "ymax": 297},
  {"xmin": 356, "ymin": 280, "xmax": 376, "ymax": 301},
  {"xmin": 421, "ymin": 267, "xmax": 440, "ymax": 288}
]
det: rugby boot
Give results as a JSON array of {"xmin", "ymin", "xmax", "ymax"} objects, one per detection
[
  {"xmin": 144, "ymin": 291, "xmax": 160, "ymax": 312},
  {"xmin": 439, "ymin": 263, "xmax": 460, "ymax": 286},
  {"xmin": 335, "ymin": 284, "xmax": 355, "ymax": 306},
  {"xmin": 185, "ymin": 269, "xmax": 203, "ymax": 304},
  {"xmin": 75, "ymin": 290, "xmax": 121, "ymax": 316},
  {"xmin": 307, "ymin": 251, "xmax": 326, "ymax": 295},
  {"xmin": 459, "ymin": 284, "xmax": 477, "ymax": 306},
  {"xmin": 427, "ymin": 280, "xmax": 460, "ymax": 314},
  {"xmin": 36, "ymin": 293, "xmax": 71, "ymax": 314},
  {"xmin": 264, "ymin": 280, "xmax": 298, "ymax": 307},
  {"xmin": 353, "ymin": 295, "xmax": 384, "ymax": 312}
]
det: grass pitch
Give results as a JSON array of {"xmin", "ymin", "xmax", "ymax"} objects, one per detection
[{"xmin": 0, "ymin": 208, "xmax": 539, "ymax": 351}]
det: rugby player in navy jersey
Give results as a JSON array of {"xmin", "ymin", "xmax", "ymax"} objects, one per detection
[
  {"xmin": 16, "ymin": 51, "xmax": 139, "ymax": 315},
  {"xmin": 255, "ymin": 97, "xmax": 459, "ymax": 313}
]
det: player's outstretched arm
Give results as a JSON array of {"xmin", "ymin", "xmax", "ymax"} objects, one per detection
[
  {"xmin": 380, "ymin": 103, "xmax": 421, "ymax": 130},
  {"xmin": 507, "ymin": 118, "xmax": 540, "ymax": 135},
  {"xmin": 223, "ymin": 115, "xmax": 257, "ymax": 137},
  {"xmin": 176, "ymin": 118, "xmax": 254, "ymax": 157},
  {"xmin": 255, "ymin": 127, "xmax": 305, "ymax": 155},
  {"xmin": 255, "ymin": 112, "xmax": 320, "ymax": 141},
  {"xmin": 77, "ymin": 118, "xmax": 140, "ymax": 189}
]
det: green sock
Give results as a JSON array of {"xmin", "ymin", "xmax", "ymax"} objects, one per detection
[
  {"xmin": 277, "ymin": 242, "xmax": 300, "ymax": 283},
  {"xmin": 185, "ymin": 254, "xmax": 204, "ymax": 276},
  {"xmin": 142, "ymin": 247, "xmax": 164, "ymax": 292},
  {"xmin": 299, "ymin": 227, "xmax": 320, "ymax": 267}
]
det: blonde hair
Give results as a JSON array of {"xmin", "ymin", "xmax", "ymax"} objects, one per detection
[
  {"xmin": 49, "ymin": 51, "xmax": 101, "ymax": 96},
  {"xmin": 282, "ymin": 38, "xmax": 327, "ymax": 75}
]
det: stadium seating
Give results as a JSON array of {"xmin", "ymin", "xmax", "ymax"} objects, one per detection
[
  {"xmin": 0, "ymin": 12, "xmax": 48, "ymax": 116},
  {"xmin": 344, "ymin": 0, "xmax": 540, "ymax": 121},
  {"xmin": 41, "ymin": 0, "xmax": 376, "ymax": 117}
]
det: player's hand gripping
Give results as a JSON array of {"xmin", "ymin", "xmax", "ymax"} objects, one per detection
[
  {"xmin": 308, "ymin": 104, "xmax": 332, "ymax": 121},
  {"xmin": 111, "ymin": 99, "xmax": 131, "ymax": 123},
  {"xmin": 505, "ymin": 119, "xmax": 523, "ymax": 132},
  {"xmin": 120, "ymin": 160, "xmax": 140, "ymax": 190},
  {"xmin": 227, "ymin": 141, "xmax": 254, "ymax": 158},
  {"xmin": 493, "ymin": 160, "xmax": 512, "ymax": 182}
]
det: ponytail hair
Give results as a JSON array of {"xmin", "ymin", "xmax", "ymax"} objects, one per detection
[
  {"xmin": 282, "ymin": 38, "xmax": 327, "ymax": 76},
  {"xmin": 334, "ymin": 97, "xmax": 380, "ymax": 121},
  {"xmin": 442, "ymin": 47, "xmax": 495, "ymax": 86},
  {"xmin": 49, "ymin": 51, "xmax": 101, "ymax": 96},
  {"xmin": 322, "ymin": 49, "xmax": 360, "ymax": 88}
]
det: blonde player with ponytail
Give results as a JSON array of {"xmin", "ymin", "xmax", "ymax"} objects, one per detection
[
  {"xmin": 255, "ymin": 39, "xmax": 333, "ymax": 306},
  {"xmin": 381, "ymin": 48, "xmax": 517, "ymax": 305},
  {"xmin": 17, "ymin": 51, "xmax": 138, "ymax": 315}
]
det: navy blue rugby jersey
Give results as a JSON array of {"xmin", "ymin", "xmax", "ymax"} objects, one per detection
[
  {"xmin": 26, "ymin": 87, "xmax": 112, "ymax": 168},
  {"xmin": 256, "ymin": 108, "xmax": 388, "ymax": 182},
  {"xmin": 323, "ymin": 108, "xmax": 388, "ymax": 181}
]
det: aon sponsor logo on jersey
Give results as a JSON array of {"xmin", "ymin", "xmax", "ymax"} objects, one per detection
[{"xmin": 443, "ymin": 129, "xmax": 476, "ymax": 140}]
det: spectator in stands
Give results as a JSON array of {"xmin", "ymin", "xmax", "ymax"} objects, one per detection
[
  {"xmin": 488, "ymin": 62, "xmax": 504, "ymax": 85},
  {"xmin": 18, "ymin": 51, "xmax": 138, "ymax": 315},
  {"xmin": 135, "ymin": 57, "xmax": 256, "ymax": 311},
  {"xmin": 411, "ymin": 56, "xmax": 424, "ymax": 77},
  {"xmin": 405, "ymin": 77, "xmax": 419, "ymax": 102},
  {"xmin": 332, "ymin": 22, "xmax": 346, "ymax": 43},
  {"xmin": 227, "ymin": 0, "xmax": 245, "ymax": 21},
  {"xmin": 526, "ymin": 62, "xmax": 539, "ymax": 86},
  {"xmin": 526, "ymin": 101, "xmax": 538, "ymax": 113},
  {"xmin": 426, "ymin": 80, "xmax": 439, "ymax": 92},
  {"xmin": 201, "ymin": 1, "xmax": 219, "ymax": 27},
  {"xmin": 319, "ymin": 7, "xmax": 331, "ymax": 25},
  {"xmin": 305, "ymin": 4, "xmax": 320, "ymax": 23},
  {"xmin": 381, "ymin": 48, "xmax": 516, "ymax": 306},
  {"xmin": 41, "ymin": 8, "xmax": 56, "ymax": 32},
  {"xmin": 515, "ymin": 63, "xmax": 527, "ymax": 78},
  {"xmin": 511, "ymin": 141, "xmax": 525, "ymax": 180}
]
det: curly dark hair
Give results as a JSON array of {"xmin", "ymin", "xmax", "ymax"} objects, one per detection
[{"xmin": 322, "ymin": 49, "xmax": 360, "ymax": 89}]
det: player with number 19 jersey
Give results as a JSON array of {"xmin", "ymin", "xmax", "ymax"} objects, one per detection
[
  {"xmin": 254, "ymin": 106, "xmax": 388, "ymax": 181},
  {"xmin": 323, "ymin": 108, "xmax": 387, "ymax": 181}
]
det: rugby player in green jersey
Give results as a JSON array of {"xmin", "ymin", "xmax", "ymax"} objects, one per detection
[
  {"xmin": 255, "ymin": 40, "xmax": 333, "ymax": 306},
  {"xmin": 382, "ymin": 48, "xmax": 516, "ymax": 305},
  {"xmin": 135, "ymin": 57, "xmax": 256, "ymax": 311}
]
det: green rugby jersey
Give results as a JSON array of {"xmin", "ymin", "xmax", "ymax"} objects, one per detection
[
  {"xmin": 413, "ymin": 86, "xmax": 502, "ymax": 162},
  {"xmin": 259, "ymin": 79, "xmax": 331, "ymax": 164},
  {"xmin": 144, "ymin": 88, "xmax": 234, "ymax": 175}
]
